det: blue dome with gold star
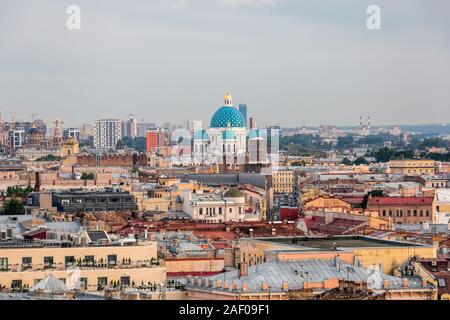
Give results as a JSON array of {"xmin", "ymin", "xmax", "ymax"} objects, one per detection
[{"xmin": 210, "ymin": 92, "xmax": 245, "ymax": 128}]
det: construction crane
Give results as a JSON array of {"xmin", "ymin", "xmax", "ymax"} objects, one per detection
[{"xmin": 0, "ymin": 110, "xmax": 39, "ymax": 122}]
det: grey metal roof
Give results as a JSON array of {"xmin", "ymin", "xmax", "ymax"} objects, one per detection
[{"xmin": 189, "ymin": 259, "xmax": 429, "ymax": 293}]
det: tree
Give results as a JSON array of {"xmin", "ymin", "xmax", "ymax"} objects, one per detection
[
  {"xmin": 353, "ymin": 157, "xmax": 368, "ymax": 165},
  {"xmin": 341, "ymin": 157, "xmax": 352, "ymax": 165},
  {"xmin": 2, "ymin": 199, "xmax": 25, "ymax": 215},
  {"xmin": 80, "ymin": 172, "xmax": 95, "ymax": 180},
  {"xmin": 6, "ymin": 186, "xmax": 34, "ymax": 197},
  {"xmin": 361, "ymin": 190, "xmax": 384, "ymax": 209},
  {"xmin": 35, "ymin": 154, "xmax": 62, "ymax": 161},
  {"xmin": 337, "ymin": 136, "xmax": 354, "ymax": 149}
]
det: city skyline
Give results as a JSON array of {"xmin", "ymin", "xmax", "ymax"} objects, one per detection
[{"xmin": 1, "ymin": 0, "xmax": 450, "ymax": 127}]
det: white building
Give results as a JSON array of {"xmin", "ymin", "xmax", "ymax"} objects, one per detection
[
  {"xmin": 181, "ymin": 189, "xmax": 246, "ymax": 223},
  {"xmin": 192, "ymin": 93, "xmax": 247, "ymax": 164},
  {"xmin": 8, "ymin": 129, "xmax": 25, "ymax": 151},
  {"xmin": 124, "ymin": 114, "xmax": 138, "ymax": 138},
  {"xmin": 184, "ymin": 120, "xmax": 203, "ymax": 134},
  {"xmin": 93, "ymin": 119, "xmax": 123, "ymax": 149}
]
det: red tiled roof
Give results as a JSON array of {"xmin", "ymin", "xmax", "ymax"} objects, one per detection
[{"xmin": 368, "ymin": 197, "xmax": 433, "ymax": 206}]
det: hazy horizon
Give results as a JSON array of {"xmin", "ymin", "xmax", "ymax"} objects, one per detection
[{"xmin": 1, "ymin": 0, "xmax": 449, "ymax": 128}]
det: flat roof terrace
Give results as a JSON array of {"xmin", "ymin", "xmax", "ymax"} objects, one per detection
[{"xmin": 255, "ymin": 235, "xmax": 423, "ymax": 251}]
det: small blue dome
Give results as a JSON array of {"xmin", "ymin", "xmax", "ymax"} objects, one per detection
[
  {"xmin": 210, "ymin": 106, "xmax": 245, "ymax": 128},
  {"xmin": 193, "ymin": 129, "xmax": 209, "ymax": 141},
  {"xmin": 248, "ymin": 128, "xmax": 265, "ymax": 140},
  {"xmin": 222, "ymin": 130, "xmax": 237, "ymax": 140}
]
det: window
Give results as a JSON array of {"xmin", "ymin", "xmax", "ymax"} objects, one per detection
[
  {"xmin": 0, "ymin": 257, "xmax": 8, "ymax": 271},
  {"xmin": 80, "ymin": 277, "xmax": 88, "ymax": 289},
  {"xmin": 107, "ymin": 255, "xmax": 117, "ymax": 266},
  {"xmin": 407, "ymin": 210, "xmax": 411, "ymax": 217},
  {"xmin": 120, "ymin": 276, "xmax": 130, "ymax": 286},
  {"xmin": 11, "ymin": 280, "xmax": 22, "ymax": 290},
  {"xmin": 413, "ymin": 210, "xmax": 417, "ymax": 217},
  {"xmin": 420, "ymin": 210, "xmax": 423, "ymax": 217},
  {"xmin": 85, "ymin": 255, "xmax": 95, "ymax": 265},
  {"xmin": 438, "ymin": 278, "xmax": 446, "ymax": 287},
  {"xmin": 219, "ymin": 207, "xmax": 222, "ymax": 215},
  {"xmin": 22, "ymin": 257, "xmax": 32, "ymax": 269},
  {"xmin": 426, "ymin": 210, "xmax": 430, "ymax": 217},
  {"xmin": 382, "ymin": 210, "xmax": 386, "ymax": 217},
  {"xmin": 65, "ymin": 256, "xmax": 75, "ymax": 267},
  {"xmin": 97, "ymin": 277, "xmax": 108, "ymax": 289},
  {"xmin": 199, "ymin": 208, "xmax": 203, "ymax": 215},
  {"xmin": 44, "ymin": 256, "xmax": 53, "ymax": 268}
]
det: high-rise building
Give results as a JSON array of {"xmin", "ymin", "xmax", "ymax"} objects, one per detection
[
  {"xmin": 94, "ymin": 119, "xmax": 123, "ymax": 149},
  {"xmin": 238, "ymin": 103, "xmax": 248, "ymax": 128},
  {"xmin": 63, "ymin": 128, "xmax": 80, "ymax": 141},
  {"xmin": 79, "ymin": 123, "xmax": 94, "ymax": 140},
  {"xmin": 185, "ymin": 120, "xmax": 203, "ymax": 134},
  {"xmin": 124, "ymin": 114, "xmax": 138, "ymax": 138},
  {"xmin": 146, "ymin": 128, "xmax": 165, "ymax": 153},
  {"xmin": 8, "ymin": 129, "xmax": 25, "ymax": 154},
  {"xmin": 137, "ymin": 123, "xmax": 156, "ymax": 137}
]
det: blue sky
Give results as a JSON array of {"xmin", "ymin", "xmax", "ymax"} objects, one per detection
[{"xmin": 0, "ymin": 0, "xmax": 449, "ymax": 127}]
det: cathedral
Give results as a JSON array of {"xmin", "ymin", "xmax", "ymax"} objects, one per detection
[{"xmin": 192, "ymin": 93, "xmax": 268, "ymax": 171}]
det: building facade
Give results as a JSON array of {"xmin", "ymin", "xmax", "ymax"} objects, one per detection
[
  {"xmin": 94, "ymin": 119, "xmax": 123, "ymax": 149},
  {"xmin": 389, "ymin": 159, "xmax": 436, "ymax": 175}
]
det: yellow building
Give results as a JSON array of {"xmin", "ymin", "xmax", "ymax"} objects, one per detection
[
  {"xmin": 61, "ymin": 138, "xmax": 79, "ymax": 157},
  {"xmin": 238, "ymin": 237, "xmax": 436, "ymax": 275},
  {"xmin": 0, "ymin": 241, "xmax": 166, "ymax": 291},
  {"xmin": 272, "ymin": 168, "xmax": 294, "ymax": 193},
  {"xmin": 389, "ymin": 159, "xmax": 436, "ymax": 175},
  {"xmin": 303, "ymin": 196, "xmax": 352, "ymax": 211}
]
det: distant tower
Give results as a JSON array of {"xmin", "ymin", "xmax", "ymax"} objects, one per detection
[
  {"xmin": 249, "ymin": 117, "xmax": 255, "ymax": 129},
  {"xmin": 368, "ymin": 116, "xmax": 371, "ymax": 131},
  {"xmin": 239, "ymin": 103, "xmax": 248, "ymax": 128},
  {"xmin": 53, "ymin": 118, "xmax": 63, "ymax": 147},
  {"xmin": 359, "ymin": 116, "xmax": 363, "ymax": 130}
]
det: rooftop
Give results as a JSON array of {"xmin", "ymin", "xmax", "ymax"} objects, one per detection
[{"xmin": 256, "ymin": 236, "xmax": 422, "ymax": 250}]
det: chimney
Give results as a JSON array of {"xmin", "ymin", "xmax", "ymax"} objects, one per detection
[
  {"xmin": 231, "ymin": 281, "xmax": 238, "ymax": 291},
  {"xmin": 242, "ymin": 282, "xmax": 249, "ymax": 291},
  {"xmin": 422, "ymin": 278, "xmax": 428, "ymax": 287},
  {"xmin": 383, "ymin": 280, "xmax": 390, "ymax": 289},
  {"xmin": 238, "ymin": 262, "xmax": 248, "ymax": 277},
  {"xmin": 34, "ymin": 172, "xmax": 40, "ymax": 192},
  {"xmin": 402, "ymin": 278, "xmax": 409, "ymax": 288},
  {"xmin": 271, "ymin": 228, "xmax": 276, "ymax": 236},
  {"xmin": 334, "ymin": 255, "xmax": 341, "ymax": 268},
  {"xmin": 281, "ymin": 281, "xmax": 289, "ymax": 291},
  {"xmin": 325, "ymin": 212, "xmax": 334, "ymax": 224},
  {"xmin": 261, "ymin": 282, "xmax": 269, "ymax": 291},
  {"xmin": 223, "ymin": 281, "xmax": 229, "ymax": 290},
  {"xmin": 215, "ymin": 280, "xmax": 222, "ymax": 288}
]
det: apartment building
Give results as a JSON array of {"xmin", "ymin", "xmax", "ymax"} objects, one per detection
[
  {"xmin": 389, "ymin": 159, "xmax": 436, "ymax": 175},
  {"xmin": 0, "ymin": 239, "xmax": 165, "ymax": 291},
  {"xmin": 367, "ymin": 196, "xmax": 435, "ymax": 224},
  {"xmin": 94, "ymin": 119, "xmax": 123, "ymax": 149}
]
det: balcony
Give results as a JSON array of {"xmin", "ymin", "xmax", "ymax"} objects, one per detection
[{"xmin": 2, "ymin": 259, "xmax": 162, "ymax": 273}]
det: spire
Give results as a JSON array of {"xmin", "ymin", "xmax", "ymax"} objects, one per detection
[{"xmin": 224, "ymin": 92, "xmax": 233, "ymax": 106}]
